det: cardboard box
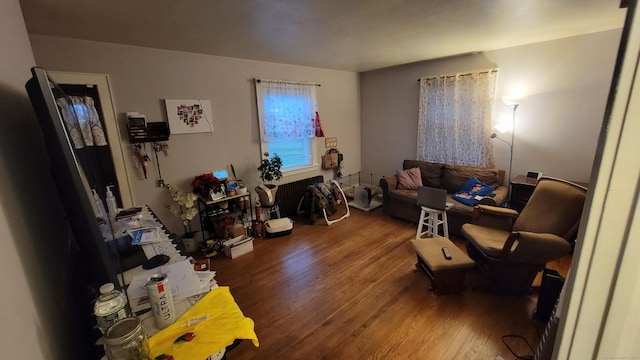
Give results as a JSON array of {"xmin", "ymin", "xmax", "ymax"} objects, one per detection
[
  {"xmin": 222, "ymin": 235, "xmax": 254, "ymax": 259},
  {"xmin": 232, "ymin": 224, "xmax": 246, "ymax": 238}
]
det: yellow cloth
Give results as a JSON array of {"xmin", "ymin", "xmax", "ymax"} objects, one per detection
[{"xmin": 148, "ymin": 286, "xmax": 259, "ymax": 359}]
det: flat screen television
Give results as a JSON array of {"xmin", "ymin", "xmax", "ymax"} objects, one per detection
[{"xmin": 25, "ymin": 66, "xmax": 121, "ymax": 359}]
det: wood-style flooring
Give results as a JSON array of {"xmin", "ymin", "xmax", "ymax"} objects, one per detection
[{"xmin": 212, "ymin": 207, "xmax": 571, "ymax": 360}]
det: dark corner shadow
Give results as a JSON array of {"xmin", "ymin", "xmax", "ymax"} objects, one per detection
[{"xmin": 0, "ymin": 83, "xmax": 78, "ymax": 357}]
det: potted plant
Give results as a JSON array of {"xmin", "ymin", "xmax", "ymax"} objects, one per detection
[
  {"xmin": 256, "ymin": 152, "xmax": 282, "ymax": 206},
  {"xmin": 166, "ymin": 184, "xmax": 199, "ymax": 252},
  {"xmin": 191, "ymin": 173, "xmax": 223, "ymax": 200}
]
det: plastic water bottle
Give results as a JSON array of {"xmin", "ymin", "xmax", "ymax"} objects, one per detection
[
  {"xmin": 92, "ymin": 189, "xmax": 107, "ymax": 220},
  {"xmin": 105, "ymin": 186, "xmax": 118, "ymax": 219},
  {"xmin": 94, "ymin": 283, "xmax": 131, "ymax": 334}
]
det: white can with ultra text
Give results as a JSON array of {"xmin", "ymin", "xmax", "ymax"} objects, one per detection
[{"xmin": 147, "ymin": 273, "xmax": 176, "ymax": 329}]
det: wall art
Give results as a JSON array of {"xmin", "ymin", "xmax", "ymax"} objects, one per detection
[{"xmin": 164, "ymin": 99, "xmax": 213, "ymax": 134}]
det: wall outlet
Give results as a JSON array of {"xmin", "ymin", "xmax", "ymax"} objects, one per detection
[{"xmin": 325, "ymin": 137, "xmax": 337, "ymax": 148}]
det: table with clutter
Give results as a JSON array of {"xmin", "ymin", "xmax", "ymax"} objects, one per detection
[{"xmin": 106, "ymin": 206, "xmax": 258, "ymax": 360}]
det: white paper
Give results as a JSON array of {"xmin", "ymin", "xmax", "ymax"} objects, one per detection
[{"xmin": 126, "ymin": 259, "xmax": 203, "ymax": 300}]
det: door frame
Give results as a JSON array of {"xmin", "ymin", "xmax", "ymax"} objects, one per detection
[
  {"xmin": 555, "ymin": 2, "xmax": 640, "ymax": 358},
  {"xmin": 48, "ymin": 71, "xmax": 134, "ymax": 209}
]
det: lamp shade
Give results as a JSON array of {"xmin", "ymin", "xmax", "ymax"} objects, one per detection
[{"xmin": 502, "ymin": 96, "xmax": 522, "ymax": 106}]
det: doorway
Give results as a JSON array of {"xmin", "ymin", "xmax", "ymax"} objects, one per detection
[{"xmin": 48, "ymin": 71, "xmax": 134, "ymax": 209}]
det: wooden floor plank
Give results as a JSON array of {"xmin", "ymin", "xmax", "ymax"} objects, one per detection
[{"xmin": 211, "ymin": 208, "xmax": 568, "ymax": 359}]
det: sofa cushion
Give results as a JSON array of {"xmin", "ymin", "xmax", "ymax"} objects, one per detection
[
  {"xmin": 446, "ymin": 194, "xmax": 473, "ymax": 214},
  {"xmin": 452, "ymin": 177, "xmax": 496, "ymax": 206},
  {"xmin": 390, "ymin": 189, "xmax": 420, "ymax": 201},
  {"xmin": 403, "ymin": 160, "xmax": 444, "ymax": 188},
  {"xmin": 442, "ymin": 165, "xmax": 501, "ymax": 193},
  {"xmin": 396, "ymin": 167, "xmax": 423, "ymax": 190}
]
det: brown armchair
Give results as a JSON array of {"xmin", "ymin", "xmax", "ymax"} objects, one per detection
[{"xmin": 461, "ymin": 177, "xmax": 587, "ymax": 294}]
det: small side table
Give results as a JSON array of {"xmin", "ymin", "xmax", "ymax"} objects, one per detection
[
  {"xmin": 510, "ymin": 175, "xmax": 589, "ymax": 212},
  {"xmin": 510, "ymin": 175, "xmax": 538, "ymax": 212}
]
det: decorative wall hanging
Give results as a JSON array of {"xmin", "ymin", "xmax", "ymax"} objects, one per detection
[{"xmin": 164, "ymin": 99, "xmax": 214, "ymax": 134}]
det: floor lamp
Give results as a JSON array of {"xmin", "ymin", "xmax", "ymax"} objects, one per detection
[{"xmin": 492, "ymin": 96, "xmax": 521, "ymax": 206}]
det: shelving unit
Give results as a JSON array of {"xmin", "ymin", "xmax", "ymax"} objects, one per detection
[{"xmin": 197, "ymin": 192, "xmax": 252, "ymax": 241}]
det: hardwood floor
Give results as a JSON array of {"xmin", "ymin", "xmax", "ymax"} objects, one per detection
[{"xmin": 212, "ymin": 208, "xmax": 570, "ymax": 359}]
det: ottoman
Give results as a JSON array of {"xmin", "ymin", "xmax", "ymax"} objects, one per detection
[{"xmin": 410, "ymin": 237, "xmax": 475, "ymax": 294}]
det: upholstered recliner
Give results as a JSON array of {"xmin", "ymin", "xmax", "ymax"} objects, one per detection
[{"xmin": 461, "ymin": 177, "xmax": 587, "ymax": 294}]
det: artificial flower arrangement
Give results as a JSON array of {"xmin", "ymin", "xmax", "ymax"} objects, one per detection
[
  {"xmin": 191, "ymin": 173, "xmax": 223, "ymax": 199},
  {"xmin": 166, "ymin": 183, "xmax": 199, "ymax": 237}
]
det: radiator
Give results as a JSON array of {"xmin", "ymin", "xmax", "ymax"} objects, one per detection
[{"xmin": 276, "ymin": 175, "xmax": 324, "ymax": 218}]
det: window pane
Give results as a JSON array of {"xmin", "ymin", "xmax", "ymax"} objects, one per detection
[
  {"xmin": 268, "ymin": 138, "xmax": 312, "ymax": 170},
  {"xmin": 264, "ymin": 94, "xmax": 315, "ymax": 139}
]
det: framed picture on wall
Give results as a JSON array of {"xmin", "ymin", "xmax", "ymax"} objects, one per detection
[{"xmin": 164, "ymin": 99, "xmax": 213, "ymax": 134}]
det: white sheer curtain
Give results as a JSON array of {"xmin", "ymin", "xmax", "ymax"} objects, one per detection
[
  {"xmin": 56, "ymin": 96, "xmax": 108, "ymax": 149},
  {"xmin": 255, "ymin": 79, "xmax": 318, "ymax": 141},
  {"xmin": 417, "ymin": 69, "xmax": 497, "ymax": 167}
]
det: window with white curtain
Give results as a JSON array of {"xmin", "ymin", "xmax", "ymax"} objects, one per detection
[
  {"xmin": 255, "ymin": 79, "xmax": 321, "ymax": 172},
  {"xmin": 417, "ymin": 69, "xmax": 498, "ymax": 167}
]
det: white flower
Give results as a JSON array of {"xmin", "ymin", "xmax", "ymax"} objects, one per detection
[{"xmin": 166, "ymin": 183, "xmax": 199, "ymax": 235}]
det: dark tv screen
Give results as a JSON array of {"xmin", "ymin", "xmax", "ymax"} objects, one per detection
[{"xmin": 25, "ymin": 66, "xmax": 120, "ymax": 359}]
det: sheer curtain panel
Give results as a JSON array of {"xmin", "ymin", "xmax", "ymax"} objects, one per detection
[
  {"xmin": 57, "ymin": 96, "xmax": 108, "ymax": 149},
  {"xmin": 417, "ymin": 69, "xmax": 497, "ymax": 167},
  {"xmin": 255, "ymin": 80, "xmax": 318, "ymax": 142}
]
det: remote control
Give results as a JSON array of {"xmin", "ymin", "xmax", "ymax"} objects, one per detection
[{"xmin": 442, "ymin": 247, "xmax": 452, "ymax": 260}]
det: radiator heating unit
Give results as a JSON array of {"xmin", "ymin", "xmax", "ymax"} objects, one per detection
[{"xmin": 275, "ymin": 175, "xmax": 324, "ymax": 218}]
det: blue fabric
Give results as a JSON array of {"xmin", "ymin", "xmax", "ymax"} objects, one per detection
[{"xmin": 452, "ymin": 177, "xmax": 495, "ymax": 206}]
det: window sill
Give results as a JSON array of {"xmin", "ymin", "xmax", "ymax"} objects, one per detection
[{"xmin": 283, "ymin": 164, "xmax": 320, "ymax": 178}]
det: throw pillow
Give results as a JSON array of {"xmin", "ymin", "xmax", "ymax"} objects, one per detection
[
  {"xmin": 403, "ymin": 160, "xmax": 444, "ymax": 188},
  {"xmin": 452, "ymin": 177, "xmax": 495, "ymax": 206},
  {"xmin": 396, "ymin": 167, "xmax": 423, "ymax": 190}
]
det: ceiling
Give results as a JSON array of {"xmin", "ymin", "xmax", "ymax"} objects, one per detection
[{"xmin": 19, "ymin": 0, "xmax": 627, "ymax": 72}]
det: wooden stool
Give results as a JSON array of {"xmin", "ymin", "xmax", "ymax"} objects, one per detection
[
  {"xmin": 416, "ymin": 205, "xmax": 450, "ymax": 239},
  {"xmin": 410, "ymin": 237, "xmax": 475, "ymax": 294}
]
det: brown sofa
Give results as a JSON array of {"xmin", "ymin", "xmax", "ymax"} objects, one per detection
[{"xmin": 379, "ymin": 160, "xmax": 508, "ymax": 236}]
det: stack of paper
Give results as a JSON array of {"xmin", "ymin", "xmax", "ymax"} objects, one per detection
[
  {"xmin": 123, "ymin": 217, "xmax": 164, "ymax": 244},
  {"xmin": 126, "ymin": 259, "xmax": 218, "ymax": 313},
  {"xmin": 129, "ymin": 227, "xmax": 163, "ymax": 245}
]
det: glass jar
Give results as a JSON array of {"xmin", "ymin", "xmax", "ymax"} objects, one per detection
[{"xmin": 104, "ymin": 316, "xmax": 150, "ymax": 360}]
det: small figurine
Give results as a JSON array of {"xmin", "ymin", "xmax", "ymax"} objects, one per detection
[{"xmin": 132, "ymin": 144, "xmax": 151, "ymax": 179}]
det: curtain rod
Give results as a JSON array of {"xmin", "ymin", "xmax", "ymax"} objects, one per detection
[
  {"xmin": 255, "ymin": 78, "xmax": 321, "ymax": 87},
  {"xmin": 417, "ymin": 68, "xmax": 498, "ymax": 82}
]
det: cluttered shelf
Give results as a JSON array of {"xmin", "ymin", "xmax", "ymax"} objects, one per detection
[
  {"xmin": 197, "ymin": 191, "xmax": 253, "ymax": 242},
  {"xmin": 101, "ymin": 205, "xmax": 258, "ymax": 360}
]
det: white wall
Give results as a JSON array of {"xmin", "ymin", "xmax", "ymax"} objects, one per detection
[
  {"xmin": 556, "ymin": 5, "xmax": 640, "ymax": 356},
  {"xmin": 360, "ymin": 29, "xmax": 621, "ymax": 184},
  {"xmin": 29, "ymin": 35, "xmax": 361, "ymax": 235}
]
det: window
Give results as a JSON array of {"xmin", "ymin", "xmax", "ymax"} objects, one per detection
[
  {"xmin": 255, "ymin": 79, "xmax": 320, "ymax": 173},
  {"xmin": 417, "ymin": 69, "xmax": 497, "ymax": 167},
  {"xmin": 267, "ymin": 138, "xmax": 312, "ymax": 170}
]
